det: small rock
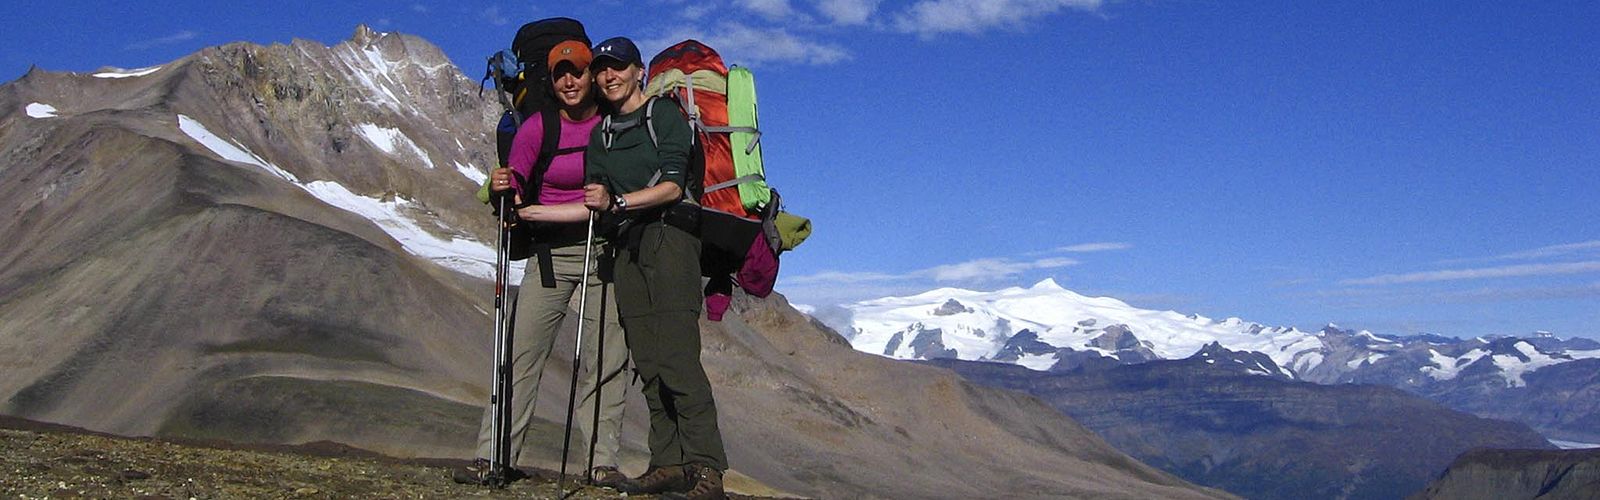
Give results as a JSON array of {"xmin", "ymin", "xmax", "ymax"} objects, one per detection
[{"xmin": 294, "ymin": 487, "xmax": 319, "ymax": 496}]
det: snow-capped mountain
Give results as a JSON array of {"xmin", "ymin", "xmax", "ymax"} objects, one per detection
[
  {"xmin": 840, "ymin": 279, "xmax": 1600, "ymax": 443},
  {"xmin": 12, "ymin": 25, "xmax": 515, "ymax": 283},
  {"xmin": 846, "ymin": 278, "xmax": 1599, "ymax": 383},
  {"xmin": 849, "ymin": 278, "xmax": 1323, "ymax": 375}
]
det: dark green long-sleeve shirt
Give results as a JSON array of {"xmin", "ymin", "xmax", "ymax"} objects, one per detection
[{"xmin": 586, "ymin": 98, "xmax": 692, "ymax": 196}]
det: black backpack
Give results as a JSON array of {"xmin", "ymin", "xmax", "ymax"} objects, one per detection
[{"xmin": 480, "ymin": 18, "xmax": 590, "ymax": 265}]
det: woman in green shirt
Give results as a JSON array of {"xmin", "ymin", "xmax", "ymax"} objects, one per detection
[{"xmin": 582, "ymin": 37, "xmax": 728, "ymax": 500}]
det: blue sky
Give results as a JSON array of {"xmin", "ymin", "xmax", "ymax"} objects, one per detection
[{"xmin": 4, "ymin": 1, "xmax": 1598, "ymax": 339}]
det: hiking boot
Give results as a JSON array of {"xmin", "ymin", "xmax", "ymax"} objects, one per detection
[
  {"xmin": 662, "ymin": 464, "xmax": 726, "ymax": 500},
  {"xmin": 451, "ymin": 459, "xmax": 493, "ymax": 485},
  {"xmin": 451, "ymin": 459, "xmax": 522, "ymax": 485},
  {"xmin": 588, "ymin": 465, "xmax": 629, "ymax": 490},
  {"xmin": 620, "ymin": 465, "xmax": 690, "ymax": 494}
]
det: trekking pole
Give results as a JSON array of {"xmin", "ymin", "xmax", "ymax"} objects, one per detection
[
  {"xmin": 585, "ymin": 247, "xmax": 609, "ymax": 483},
  {"xmin": 559, "ymin": 210, "xmax": 598, "ymax": 496},
  {"xmin": 489, "ymin": 192, "xmax": 515, "ymax": 487}
]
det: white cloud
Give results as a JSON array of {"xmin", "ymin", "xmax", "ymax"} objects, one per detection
[
  {"xmin": 738, "ymin": 0, "xmax": 798, "ymax": 19},
  {"xmin": 1055, "ymin": 241, "xmax": 1132, "ymax": 253},
  {"xmin": 926, "ymin": 259, "xmax": 1024, "ymax": 282},
  {"xmin": 926, "ymin": 256, "xmax": 1077, "ymax": 281},
  {"xmin": 481, "ymin": 6, "xmax": 510, "ymax": 26},
  {"xmin": 125, "ymin": 30, "xmax": 198, "ymax": 51},
  {"xmin": 778, "ymin": 281, "xmax": 940, "ymax": 306},
  {"xmin": 1303, "ymin": 282, "xmax": 1600, "ymax": 310},
  {"xmin": 784, "ymin": 270, "xmax": 905, "ymax": 285},
  {"xmin": 1443, "ymin": 282, "xmax": 1600, "ymax": 302},
  {"xmin": 1340, "ymin": 261, "xmax": 1600, "ymax": 286},
  {"xmin": 411, "ymin": 3, "xmax": 428, "ymax": 13},
  {"xmin": 1440, "ymin": 240, "xmax": 1600, "ymax": 265},
  {"xmin": 781, "ymin": 254, "xmax": 1079, "ymax": 306},
  {"xmin": 645, "ymin": 22, "xmax": 850, "ymax": 66},
  {"xmin": 789, "ymin": 256, "xmax": 1076, "ymax": 286},
  {"xmin": 817, "ymin": 0, "xmax": 883, "ymax": 25},
  {"xmin": 892, "ymin": 0, "xmax": 1103, "ymax": 37}
]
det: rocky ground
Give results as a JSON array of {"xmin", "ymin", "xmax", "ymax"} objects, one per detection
[{"xmin": 0, "ymin": 417, "xmax": 759, "ymax": 499}]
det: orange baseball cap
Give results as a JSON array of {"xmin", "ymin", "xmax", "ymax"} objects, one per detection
[{"xmin": 548, "ymin": 40, "xmax": 592, "ymax": 73}]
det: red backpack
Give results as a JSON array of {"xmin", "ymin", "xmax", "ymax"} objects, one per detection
[{"xmin": 632, "ymin": 40, "xmax": 811, "ymax": 318}]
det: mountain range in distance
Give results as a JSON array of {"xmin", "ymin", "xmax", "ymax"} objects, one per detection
[{"xmin": 817, "ymin": 278, "xmax": 1600, "ymax": 445}]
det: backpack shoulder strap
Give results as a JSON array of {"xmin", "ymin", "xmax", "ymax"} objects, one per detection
[
  {"xmin": 645, "ymin": 96, "xmax": 660, "ymax": 148},
  {"xmin": 643, "ymin": 97, "xmax": 664, "ymax": 188},
  {"xmin": 601, "ymin": 97, "xmax": 659, "ymax": 150},
  {"xmin": 525, "ymin": 110, "xmax": 562, "ymax": 204}
]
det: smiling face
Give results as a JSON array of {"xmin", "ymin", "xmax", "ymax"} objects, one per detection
[
  {"xmin": 550, "ymin": 62, "xmax": 591, "ymax": 108},
  {"xmin": 592, "ymin": 58, "xmax": 642, "ymax": 107}
]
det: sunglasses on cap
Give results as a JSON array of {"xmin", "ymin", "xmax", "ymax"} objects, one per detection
[
  {"xmin": 591, "ymin": 57, "xmax": 634, "ymax": 73},
  {"xmin": 551, "ymin": 61, "xmax": 587, "ymax": 80}
]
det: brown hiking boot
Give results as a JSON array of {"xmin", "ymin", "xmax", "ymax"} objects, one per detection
[
  {"xmin": 620, "ymin": 465, "xmax": 690, "ymax": 494},
  {"xmin": 663, "ymin": 464, "xmax": 726, "ymax": 500},
  {"xmin": 589, "ymin": 465, "xmax": 628, "ymax": 490}
]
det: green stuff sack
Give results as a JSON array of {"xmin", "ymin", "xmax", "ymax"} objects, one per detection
[
  {"xmin": 476, "ymin": 178, "xmax": 492, "ymax": 204},
  {"xmin": 773, "ymin": 211, "xmax": 811, "ymax": 252},
  {"xmin": 726, "ymin": 67, "xmax": 771, "ymax": 213}
]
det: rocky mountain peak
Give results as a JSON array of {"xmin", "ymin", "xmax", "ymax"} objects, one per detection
[
  {"xmin": 931, "ymin": 298, "xmax": 972, "ymax": 316},
  {"xmin": 352, "ymin": 24, "xmax": 380, "ymax": 45},
  {"xmin": 1191, "ymin": 341, "xmax": 1227, "ymax": 357},
  {"xmin": 1091, "ymin": 325, "xmax": 1141, "ymax": 351},
  {"xmin": 1184, "ymin": 342, "xmax": 1290, "ymax": 378}
]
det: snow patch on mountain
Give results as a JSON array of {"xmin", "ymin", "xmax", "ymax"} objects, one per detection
[
  {"xmin": 338, "ymin": 44, "xmax": 406, "ymax": 110},
  {"xmin": 93, "ymin": 66, "xmax": 162, "ymax": 78},
  {"xmin": 1348, "ymin": 353, "xmax": 1388, "ymax": 369},
  {"xmin": 1493, "ymin": 341, "xmax": 1566, "ymax": 387},
  {"xmin": 1549, "ymin": 439, "xmax": 1600, "ymax": 450},
  {"xmin": 179, "ymin": 114, "xmax": 516, "ymax": 282},
  {"xmin": 25, "ymin": 103, "xmax": 58, "ymax": 118},
  {"xmin": 455, "ymin": 161, "xmax": 487, "ymax": 184},
  {"xmin": 1570, "ymin": 349, "xmax": 1600, "ymax": 360},
  {"xmin": 356, "ymin": 123, "xmax": 434, "ymax": 169},
  {"xmin": 178, "ymin": 114, "xmax": 298, "ymax": 182},
  {"xmin": 1359, "ymin": 331, "xmax": 1397, "ymax": 344},
  {"xmin": 1016, "ymin": 353, "xmax": 1057, "ymax": 371},
  {"xmin": 1421, "ymin": 348, "xmax": 1490, "ymax": 381},
  {"xmin": 300, "ymin": 181, "xmax": 517, "ymax": 281}
]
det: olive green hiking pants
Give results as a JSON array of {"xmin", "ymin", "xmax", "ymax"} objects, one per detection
[{"xmin": 614, "ymin": 222, "xmax": 728, "ymax": 471}]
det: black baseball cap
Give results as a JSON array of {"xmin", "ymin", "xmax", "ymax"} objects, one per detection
[{"xmin": 591, "ymin": 37, "xmax": 642, "ymax": 68}]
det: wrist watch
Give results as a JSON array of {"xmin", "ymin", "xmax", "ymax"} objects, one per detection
[{"xmin": 611, "ymin": 193, "xmax": 628, "ymax": 213}]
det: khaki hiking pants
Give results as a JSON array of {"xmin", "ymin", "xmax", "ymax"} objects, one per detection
[{"xmin": 475, "ymin": 240, "xmax": 629, "ymax": 468}]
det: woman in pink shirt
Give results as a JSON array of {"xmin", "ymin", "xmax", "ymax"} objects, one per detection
[{"xmin": 457, "ymin": 40, "xmax": 629, "ymax": 489}]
